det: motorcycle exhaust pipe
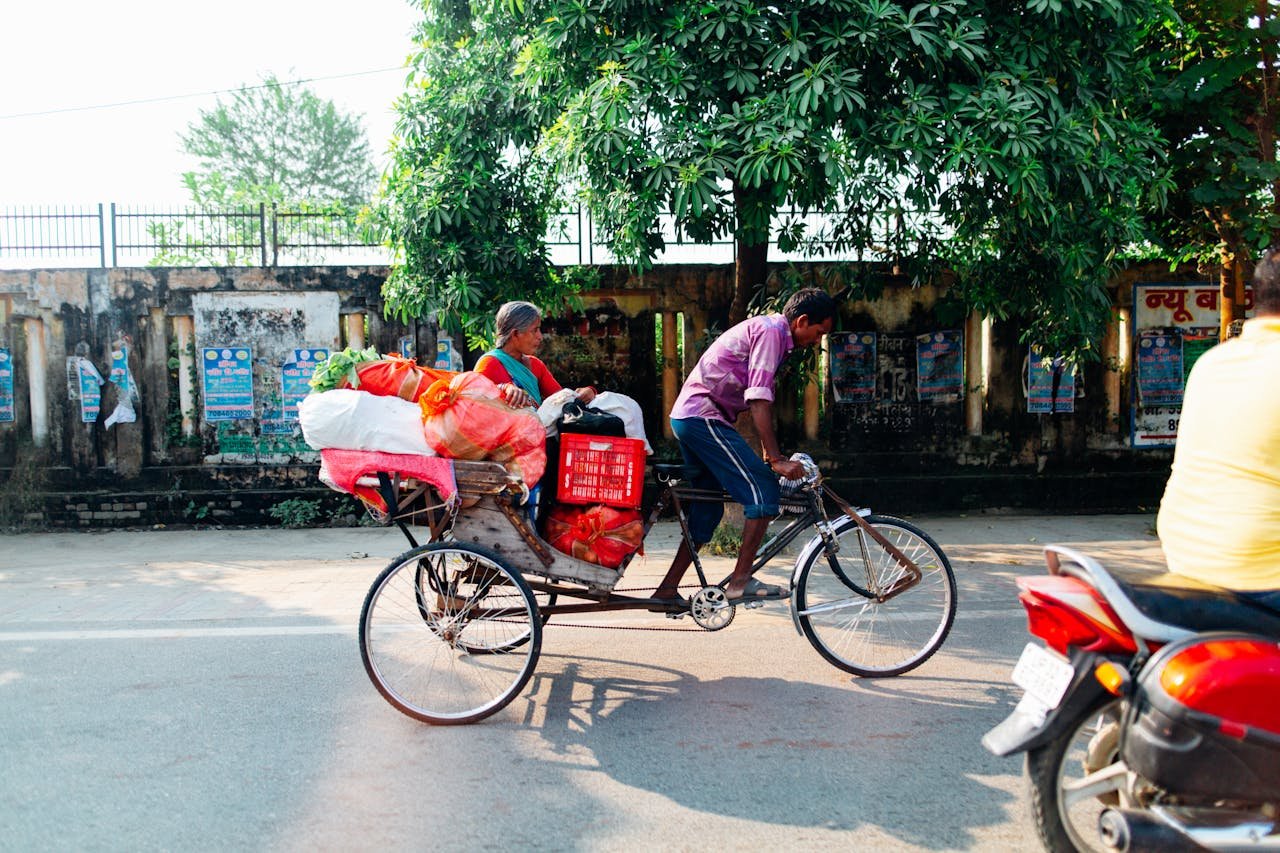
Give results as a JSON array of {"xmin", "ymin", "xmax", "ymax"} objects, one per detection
[
  {"xmin": 1098, "ymin": 809, "xmax": 1201, "ymax": 852},
  {"xmin": 1101, "ymin": 807, "xmax": 1280, "ymax": 851}
]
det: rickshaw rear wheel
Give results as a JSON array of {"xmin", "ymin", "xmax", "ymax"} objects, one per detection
[{"xmin": 360, "ymin": 542, "xmax": 541, "ymax": 725}]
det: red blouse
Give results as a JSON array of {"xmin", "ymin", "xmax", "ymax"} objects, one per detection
[{"xmin": 475, "ymin": 353, "xmax": 563, "ymax": 400}]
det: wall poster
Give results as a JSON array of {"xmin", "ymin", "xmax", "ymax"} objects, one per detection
[
  {"xmin": 1027, "ymin": 347, "xmax": 1076, "ymax": 414},
  {"xmin": 1137, "ymin": 331, "xmax": 1184, "ymax": 407},
  {"xmin": 1131, "ymin": 282, "xmax": 1254, "ymax": 447},
  {"xmin": 0, "ymin": 348, "xmax": 13, "ymax": 422},
  {"xmin": 202, "ymin": 347, "xmax": 254, "ymax": 421},
  {"xmin": 282, "ymin": 348, "xmax": 328, "ymax": 420},
  {"xmin": 74, "ymin": 357, "xmax": 105, "ymax": 423},
  {"xmin": 829, "ymin": 332, "xmax": 877, "ymax": 403},
  {"xmin": 916, "ymin": 330, "xmax": 964, "ymax": 402}
]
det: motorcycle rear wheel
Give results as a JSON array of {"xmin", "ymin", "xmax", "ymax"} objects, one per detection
[{"xmin": 1026, "ymin": 696, "xmax": 1124, "ymax": 853}]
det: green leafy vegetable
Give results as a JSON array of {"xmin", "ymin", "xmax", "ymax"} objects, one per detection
[{"xmin": 307, "ymin": 346, "xmax": 381, "ymax": 393}]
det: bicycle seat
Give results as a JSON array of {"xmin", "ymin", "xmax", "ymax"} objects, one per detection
[{"xmin": 651, "ymin": 463, "xmax": 687, "ymax": 482}]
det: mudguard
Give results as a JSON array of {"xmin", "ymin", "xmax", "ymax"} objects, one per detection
[
  {"xmin": 983, "ymin": 648, "xmax": 1113, "ymax": 757},
  {"xmin": 787, "ymin": 511, "xmax": 871, "ymax": 636}
]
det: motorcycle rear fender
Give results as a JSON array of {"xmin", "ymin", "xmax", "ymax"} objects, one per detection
[{"xmin": 982, "ymin": 648, "xmax": 1113, "ymax": 757}]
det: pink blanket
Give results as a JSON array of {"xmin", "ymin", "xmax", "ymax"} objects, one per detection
[{"xmin": 320, "ymin": 449, "xmax": 457, "ymax": 513}]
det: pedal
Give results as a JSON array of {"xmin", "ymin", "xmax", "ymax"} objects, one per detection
[
  {"xmin": 743, "ymin": 600, "xmax": 766, "ymax": 610},
  {"xmin": 665, "ymin": 611, "xmax": 686, "ymax": 620}
]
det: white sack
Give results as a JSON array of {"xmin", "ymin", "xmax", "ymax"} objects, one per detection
[
  {"xmin": 590, "ymin": 391, "xmax": 654, "ymax": 454},
  {"xmin": 536, "ymin": 388, "xmax": 579, "ymax": 435},
  {"xmin": 298, "ymin": 389, "xmax": 435, "ymax": 456}
]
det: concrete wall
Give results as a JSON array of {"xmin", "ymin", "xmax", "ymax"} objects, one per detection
[{"xmin": 0, "ymin": 261, "xmax": 1186, "ymax": 526}]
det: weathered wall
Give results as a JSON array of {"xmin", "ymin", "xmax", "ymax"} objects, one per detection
[{"xmin": 0, "ymin": 261, "xmax": 1187, "ymax": 526}]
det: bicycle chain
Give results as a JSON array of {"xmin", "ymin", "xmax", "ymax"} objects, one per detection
[{"xmin": 540, "ymin": 585, "xmax": 725, "ymax": 633}]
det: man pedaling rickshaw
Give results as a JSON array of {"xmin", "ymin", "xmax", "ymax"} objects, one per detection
[{"xmin": 650, "ymin": 288, "xmax": 837, "ymax": 609}]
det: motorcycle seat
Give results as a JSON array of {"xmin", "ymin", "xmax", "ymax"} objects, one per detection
[{"xmin": 1113, "ymin": 573, "xmax": 1280, "ymax": 637}]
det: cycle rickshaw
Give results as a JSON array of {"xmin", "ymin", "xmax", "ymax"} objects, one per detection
[{"xmin": 331, "ymin": 442, "xmax": 957, "ymax": 726}]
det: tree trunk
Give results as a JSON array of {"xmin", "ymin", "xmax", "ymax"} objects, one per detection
[
  {"xmin": 1219, "ymin": 242, "xmax": 1246, "ymax": 340},
  {"xmin": 1259, "ymin": 0, "xmax": 1279, "ymax": 218},
  {"xmin": 730, "ymin": 182, "xmax": 771, "ymax": 326}
]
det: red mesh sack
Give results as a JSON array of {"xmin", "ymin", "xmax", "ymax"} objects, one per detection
[
  {"xmin": 341, "ymin": 354, "xmax": 455, "ymax": 402},
  {"xmin": 544, "ymin": 504, "xmax": 644, "ymax": 569},
  {"xmin": 418, "ymin": 371, "xmax": 546, "ymax": 484}
]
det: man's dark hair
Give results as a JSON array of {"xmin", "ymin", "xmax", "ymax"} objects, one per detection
[
  {"xmin": 782, "ymin": 288, "xmax": 838, "ymax": 324},
  {"xmin": 1253, "ymin": 246, "xmax": 1280, "ymax": 315}
]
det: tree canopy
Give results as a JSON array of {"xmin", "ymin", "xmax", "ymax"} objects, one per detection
[
  {"xmin": 180, "ymin": 73, "xmax": 376, "ymax": 207},
  {"xmin": 1141, "ymin": 0, "xmax": 1280, "ymax": 327},
  {"xmin": 379, "ymin": 0, "xmax": 1170, "ymax": 356}
]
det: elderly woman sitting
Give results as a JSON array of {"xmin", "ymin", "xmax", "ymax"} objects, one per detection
[{"xmin": 475, "ymin": 301, "xmax": 596, "ymax": 409}]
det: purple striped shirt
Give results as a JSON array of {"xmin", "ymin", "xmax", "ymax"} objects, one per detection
[{"xmin": 670, "ymin": 314, "xmax": 794, "ymax": 424}]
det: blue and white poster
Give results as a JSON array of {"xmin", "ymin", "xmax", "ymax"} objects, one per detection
[
  {"xmin": 202, "ymin": 347, "xmax": 254, "ymax": 421},
  {"xmin": 259, "ymin": 408, "xmax": 295, "ymax": 435},
  {"xmin": 282, "ymin": 348, "xmax": 328, "ymax": 419},
  {"xmin": 916, "ymin": 330, "xmax": 964, "ymax": 402},
  {"xmin": 0, "ymin": 349, "xmax": 14, "ymax": 422},
  {"xmin": 1137, "ymin": 332, "xmax": 1183, "ymax": 407},
  {"xmin": 830, "ymin": 332, "xmax": 877, "ymax": 403},
  {"xmin": 103, "ymin": 337, "xmax": 141, "ymax": 429},
  {"xmin": 77, "ymin": 358, "xmax": 105, "ymax": 423},
  {"xmin": 1027, "ymin": 347, "xmax": 1076, "ymax": 414}
]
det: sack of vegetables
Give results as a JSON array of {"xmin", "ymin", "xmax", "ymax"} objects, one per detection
[
  {"xmin": 419, "ymin": 371, "xmax": 546, "ymax": 485},
  {"xmin": 309, "ymin": 348, "xmax": 454, "ymax": 403}
]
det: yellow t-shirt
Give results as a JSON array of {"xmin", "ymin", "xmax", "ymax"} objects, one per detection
[{"xmin": 1156, "ymin": 316, "xmax": 1280, "ymax": 590}]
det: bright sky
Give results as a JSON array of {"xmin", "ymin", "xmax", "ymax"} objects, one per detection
[{"xmin": 0, "ymin": 0, "xmax": 421, "ymax": 205}]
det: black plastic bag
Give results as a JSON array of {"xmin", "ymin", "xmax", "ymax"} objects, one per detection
[{"xmin": 556, "ymin": 401, "xmax": 626, "ymax": 437}]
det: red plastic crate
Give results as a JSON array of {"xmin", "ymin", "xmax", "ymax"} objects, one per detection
[{"xmin": 557, "ymin": 434, "xmax": 647, "ymax": 509}]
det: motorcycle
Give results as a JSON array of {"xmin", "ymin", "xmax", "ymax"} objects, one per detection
[{"xmin": 982, "ymin": 544, "xmax": 1280, "ymax": 852}]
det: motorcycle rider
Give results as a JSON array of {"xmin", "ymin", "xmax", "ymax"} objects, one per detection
[{"xmin": 1156, "ymin": 246, "xmax": 1280, "ymax": 610}]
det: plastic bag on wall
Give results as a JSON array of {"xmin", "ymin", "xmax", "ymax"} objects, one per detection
[{"xmin": 104, "ymin": 337, "xmax": 140, "ymax": 429}]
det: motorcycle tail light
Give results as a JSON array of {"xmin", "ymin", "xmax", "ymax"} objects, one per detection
[
  {"xmin": 1016, "ymin": 576, "xmax": 1137, "ymax": 656},
  {"xmin": 1021, "ymin": 591, "xmax": 1104, "ymax": 656},
  {"xmin": 1094, "ymin": 661, "xmax": 1130, "ymax": 696}
]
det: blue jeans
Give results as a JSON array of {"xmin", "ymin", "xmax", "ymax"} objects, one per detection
[
  {"xmin": 670, "ymin": 417, "xmax": 779, "ymax": 545},
  {"xmin": 1242, "ymin": 589, "xmax": 1280, "ymax": 612}
]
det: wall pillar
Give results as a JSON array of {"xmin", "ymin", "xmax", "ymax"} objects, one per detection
[
  {"xmin": 661, "ymin": 311, "xmax": 678, "ymax": 438},
  {"xmin": 173, "ymin": 316, "xmax": 196, "ymax": 436},
  {"xmin": 964, "ymin": 310, "xmax": 986, "ymax": 436},
  {"xmin": 801, "ymin": 334, "xmax": 825, "ymax": 440},
  {"xmin": 343, "ymin": 313, "xmax": 366, "ymax": 350},
  {"xmin": 24, "ymin": 317, "xmax": 48, "ymax": 447},
  {"xmin": 1102, "ymin": 309, "xmax": 1121, "ymax": 433}
]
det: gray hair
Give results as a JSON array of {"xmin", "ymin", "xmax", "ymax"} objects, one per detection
[{"xmin": 494, "ymin": 301, "xmax": 543, "ymax": 347}]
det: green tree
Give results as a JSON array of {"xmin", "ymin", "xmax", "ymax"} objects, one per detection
[
  {"xmin": 151, "ymin": 75, "xmax": 378, "ymax": 265},
  {"xmin": 180, "ymin": 73, "xmax": 376, "ymax": 206},
  {"xmin": 381, "ymin": 0, "xmax": 1168, "ymax": 356},
  {"xmin": 1142, "ymin": 0, "xmax": 1280, "ymax": 333},
  {"xmin": 372, "ymin": 5, "xmax": 581, "ymax": 348}
]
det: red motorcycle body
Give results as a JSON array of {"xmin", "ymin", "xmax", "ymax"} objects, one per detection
[{"xmin": 1123, "ymin": 633, "xmax": 1280, "ymax": 802}]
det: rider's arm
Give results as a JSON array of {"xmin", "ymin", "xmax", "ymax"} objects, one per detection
[{"xmin": 748, "ymin": 399, "xmax": 804, "ymax": 480}]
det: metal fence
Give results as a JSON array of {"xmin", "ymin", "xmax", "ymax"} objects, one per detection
[{"xmin": 1, "ymin": 203, "xmax": 923, "ymax": 269}]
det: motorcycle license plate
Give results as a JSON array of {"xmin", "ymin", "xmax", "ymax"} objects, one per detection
[{"xmin": 1011, "ymin": 643, "xmax": 1075, "ymax": 710}]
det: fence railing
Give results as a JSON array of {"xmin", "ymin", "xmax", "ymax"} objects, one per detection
[{"xmin": 1, "ymin": 203, "xmax": 930, "ymax": 269}]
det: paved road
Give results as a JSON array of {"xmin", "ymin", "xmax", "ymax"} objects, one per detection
[{"xmin": 0, "ymin": 514, "xmax": 1165, "ymax": 851}]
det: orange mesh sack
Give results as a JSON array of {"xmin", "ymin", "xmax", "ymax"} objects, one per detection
[
  {"xmin": 544, "ymin": 504, "xmax": 644, "ymax": 569},
  {"xmin": 341, "ymin": 354, "xmax": 455, "ymax": 402},
  {"xmin": 418, "ymin": 371, "xmax": 546, "ymax": 484}
]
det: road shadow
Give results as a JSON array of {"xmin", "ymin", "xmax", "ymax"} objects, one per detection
[{"xmin": 516, "ymin": 652, "xmax": 1017, "ymax": 850}]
